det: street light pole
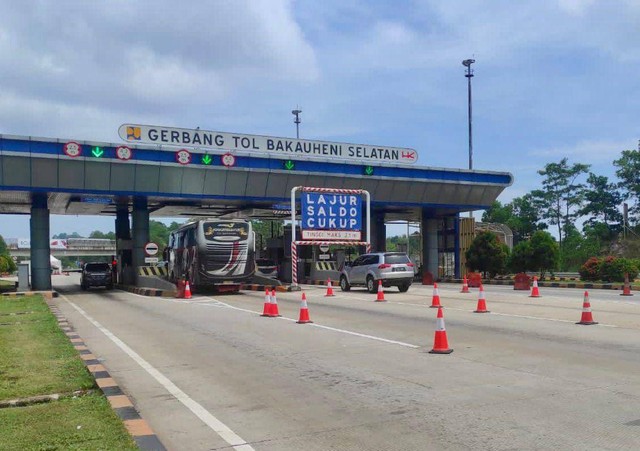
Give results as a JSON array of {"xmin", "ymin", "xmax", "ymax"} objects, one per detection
[
  {"xmin": 462, "ymin": 59, "xmax": 475, "ymax": 171},
  {"xmin": 292, "ymin": 108, "xmax": 302, "ymax": 139}
]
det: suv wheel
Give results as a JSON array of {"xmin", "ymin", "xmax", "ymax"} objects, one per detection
[
  {"xmin": 398, "ymin": 282, "xmax": 410, "ymax": 293},
  {"xmin": 366, "ymin": 276, "xmax": 377, "ymax": 294},
  {"xmin": 340, "ymin": 276, "xmax": 350, "ymax": 291}
]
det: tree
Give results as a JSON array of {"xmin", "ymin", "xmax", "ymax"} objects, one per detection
[
  {"xmin": 465, "ymin": 231, "xmax": 509, "ymax": 277},
  {"xmin": 89, "ymin": 230, "xmax": 116, "ymax": 239},
  {"xmin": 0, "ymin": 235, "xmax": 7, "ymax": 255},
  {"xmin": 52, "ymin": 232, "xmax": 83, "ymax": 239},
  {"xmin": 508, "ymin": 240, "xmax": 533, "ymax": 273},
  {"xmin": 482, "ymin": 201, "xmax": 513, "ymax": 224},
  {"xmin": 613, "ymin": 149, "xmax": 640, "ymax": 221},
  {"xmin": 535, "ymin": 158, "xmax": 590, "ymax": 247},
  {"xmin": 529, "ymin": 230, "xmax": 559, "ymax": 276},
  {"xmin": 149, "ymin": 220, "xmax": 182, "ymax": 252},
  {"xmin": 508, "ymin": 194, "xmax": 547, "ymax": 242},
  {"xmin": 579, "ymin": 173, "xmax": 623, "ymax": 228}
]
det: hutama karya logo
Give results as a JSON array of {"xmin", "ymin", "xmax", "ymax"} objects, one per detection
[{"xmin": 126, "ymin": 126, "xmax": 141, "ymax": 141}]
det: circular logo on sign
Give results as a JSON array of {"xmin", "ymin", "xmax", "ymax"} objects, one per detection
[
  {"xmin": 115, "ymin": 146, "xmax": 132, "ymax": 160},
  {"xmin": 144, "ymin": 242, "xmax": 159, "ymax": 256},
  {"xmin": 176, "ymin": 149, "xmax": 192, "ymax": 165},
  {"xmin": 221, "ymin": 153, "xmax": 236, "ymax": 167},
  {"xmin": 63, "ymin": 141, "xmax": 82, "ymax": 157}
]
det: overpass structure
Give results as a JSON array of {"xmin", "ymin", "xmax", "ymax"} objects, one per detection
[
  {"xmin": 5, "ymin": 238, "xmax": 116, "ymax": 257},
  {"xmin": 0, "ymin": 129, "xmax": 513, "ymax": 290}
]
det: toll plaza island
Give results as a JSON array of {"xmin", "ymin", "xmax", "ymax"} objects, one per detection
[{"xmin": 0, "ymin": 125, "xmax": 512, "ymax": 291}]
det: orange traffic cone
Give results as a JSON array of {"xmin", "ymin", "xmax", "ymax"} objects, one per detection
[
  {"xmin": 430, "ymin": 283, "xmax": 442, "ymax": 308},
  {"xmin": 474, "ymin": 284, "xmax": 489, "ymax": 313},
  {"xmin": 325, "ymin": 278, "xmax": 335, "ymax": 297},
  {"xmin": 375, "ymin": 280, "xmax": 386, "ymax": 302},
  {"xmin": 296, "ymin": 292, "xmax": 313, "ymax": 324},
  {"xmin": 269, "ymin": 289, "xmax": 281, "ymax": 317},
  {"xmin": 429, "ymin": 307, "xmax": 453, "ymax": 354},
  {"xmin": 460, "ymin": 276, "xmax": 470, "ymax": 293},
  {"xmin": 576, "ymin": 291, "xmax": 598, "ymax": 325},
  {"xmin": 184, "ymin": 280, "xmax": 192, "ymax": 299},
  {"xmin": 621, "ymin": 273, "xmax": 633, "ymax": 296},
  {"xmin": 261, "ymin": 288, "xmax": 272, "ymax": 317},
  {"xmin": 530, "ymin": 276, "xmax": 541, "ymax": 297}
]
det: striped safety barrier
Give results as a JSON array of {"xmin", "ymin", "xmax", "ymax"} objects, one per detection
[
  {"xmin": 138, "ymin": 266, "xmax": 168, "ymax": 277},
  {"xmin": 315, "ymin": 261, "xmax": 337, "ymax": 271}
]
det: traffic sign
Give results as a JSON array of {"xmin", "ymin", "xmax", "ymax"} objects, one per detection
[
  {"xmin": 363, "ymin": 165, "xmax": 374, "ymax": 176},
  {"xmin": 319, "ymin": 244, "xmax": 330, "ymax": 253},
  {"xmin": 116, "ymin": 146, "xmax": 132, "ymax": 160},
  {"xmin": 202, "ymin": 153, "xmax": 213, "ymax": 165},
  {"xmin": 144, "ymin": 242, "xmax": 159, "ymax": 256},
  {"xmin": 221, "ymin": 153, "xmax": 236, "ymax": 167},
  {"xmin": 175, "ymin": 149, "xmax": 192, "ymax": 165},
  {"xmin": 145, "ymin": 257, "xmax": 159, "ymax": 264},
  {"xmin": 284, "ymin": 159, "xmax": 295, "ymax": 170},
  {"xmin": 91, "ymin": 146, "xmax": 105, "ymax": 158},
  {"xmin": 63, "ymin": 141, "xmax": 82, "ymax": 157}
]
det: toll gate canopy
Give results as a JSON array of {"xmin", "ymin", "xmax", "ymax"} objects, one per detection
[{"xmin": 0, "ymin": 134, "xmax": 512, "ymax": 220}]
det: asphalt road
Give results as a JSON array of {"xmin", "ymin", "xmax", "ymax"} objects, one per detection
[{"xmin": 52, "ymin": 275, "xmax": 640, "ymax": 450}]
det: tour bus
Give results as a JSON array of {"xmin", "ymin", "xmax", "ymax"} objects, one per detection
[{"xmin": 166, "ymin": 219, "xmax": 255, "ymax": 290}]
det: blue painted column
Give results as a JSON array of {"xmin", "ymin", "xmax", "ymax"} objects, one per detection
[
  {"xmin": 131, "ymin": 197, "xmax": 149, "ymax": 286},
  {"xmin": 421, "ymin": 209, "xmax": 439, "ymax": 282},
  {"xmin": 30, "ymin": 193, "xmax": 51, "ymax": 290}
]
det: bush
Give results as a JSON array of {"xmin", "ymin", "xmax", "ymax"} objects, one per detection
[
  {"xmin": 579, "ymin": 256, "xmax": 638, "ymax": 282},
  {"xmin": 579, "ymin": 257, "xmax": 600, "ymax": 282}
]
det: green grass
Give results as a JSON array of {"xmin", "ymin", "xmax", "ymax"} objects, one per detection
[
  {"xmin": 0, "ymin": 296, "xmax": 94, "ymax": 400},
  {"xmin": 0, "ymin": 295, "xmax": 138, "ymax": 450},
  {"xmin": 0, "ymin": 394, "xmax": 137, "ymax": 450}
]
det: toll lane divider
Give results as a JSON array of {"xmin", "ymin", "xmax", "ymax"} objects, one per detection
[{"xmin": 46, "ymin": 299, "xmax": 166, "ymax": 451}]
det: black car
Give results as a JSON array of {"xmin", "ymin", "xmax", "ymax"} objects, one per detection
[{"xmin": 80, "ymin": 262, "xmax": 113, "ymax": 290}]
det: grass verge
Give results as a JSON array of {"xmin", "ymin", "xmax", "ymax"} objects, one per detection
[{"xmin": 0, "ymin": 295, "xmax": 137, "ymax": 449}]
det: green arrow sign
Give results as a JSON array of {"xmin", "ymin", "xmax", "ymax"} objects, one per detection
[
  {"xmin": 284, "ymin": 160, "xmax": 295, "ymax": 170},
  {"xmin": 91, "ymin": 146, "xmax": 104, "ymax": 158},
  {"xmin": 364, "ymin": 165, "xmax": 374, "ymax": 176},
  {"xmin": 202, "ymin": 154, "xmax": 212, "ymax": 165}
]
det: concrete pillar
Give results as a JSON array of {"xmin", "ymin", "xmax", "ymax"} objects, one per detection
[
  {"xmin": 421, "ymin": 209, "xmax": 439, "ymax": 281},
  {"xmin": 30, "ymin": 193, "xmax": 51, "ymax": 290},
  {"xmin": 115, "ymin": 200, "xmax": 133, "ymax": 285},
  {"xmin": 369, "ymin": 211, "xmax": 386, "ymax": 252},
  {"xmin": 131, "ymin": 197, "xmax": 149, "ymax": 286}
]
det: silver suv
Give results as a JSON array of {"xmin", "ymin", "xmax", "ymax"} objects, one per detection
[{"xmin": 340, "ymin": 252, "xmax": 414, "ymax": 293}]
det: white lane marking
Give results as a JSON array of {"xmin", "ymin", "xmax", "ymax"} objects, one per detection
[
  {"xmin": 60, "ymin": 294, "xmax": 255, "ymax": 451},
  {"xmin": 199, "ymin": 297, "xmax": 420, "ymax": 349}
]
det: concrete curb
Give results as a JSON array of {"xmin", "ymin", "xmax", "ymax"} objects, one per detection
[
  {"xmin": 1, "ymin": 290, "xmax": 58, "ymax": 299},
  {"xmin": 441, "ymin": 279, "xmax": 635, "ymax": 291},
  {"xmin": 46, "ymin": 300, "xmax": 166, "ymax": 451}
]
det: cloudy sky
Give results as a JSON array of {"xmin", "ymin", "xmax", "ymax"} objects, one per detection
[{"xmin": 1, "ymin": 0, "xmax": 639, "ymax": 238}]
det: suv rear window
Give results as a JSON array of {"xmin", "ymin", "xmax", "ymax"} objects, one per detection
[
  {"xmin": 383, "ymin": 254, "xmax": 410, "ymax": 264},
  {"xmin": 85, "ymin": 263, "xmax": 110, "ymax": 272}
]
